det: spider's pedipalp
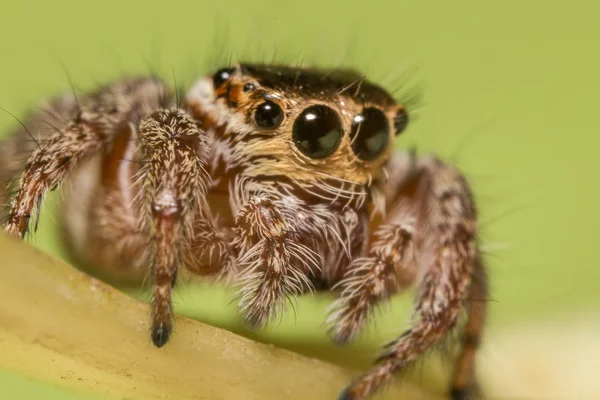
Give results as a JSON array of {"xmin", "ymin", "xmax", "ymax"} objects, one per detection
[
  {"xmin": 138, "ymin": 108, "xmax": 211, "ymax": 347},
  {"xmin": 233, "ymin": 196, "xmax": 320, "ymax": 327}
]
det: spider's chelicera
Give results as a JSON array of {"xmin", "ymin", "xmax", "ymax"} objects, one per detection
[{"xmin": 0, "ymin": 63, "xmax": 487, "ymax": 400}]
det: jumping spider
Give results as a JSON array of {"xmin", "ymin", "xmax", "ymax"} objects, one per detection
[{"xmin": 0, "ymin": 63, "xmax": 487, "ymax": 400}]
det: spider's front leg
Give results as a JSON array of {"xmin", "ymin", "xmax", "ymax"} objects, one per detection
[
  {"xmin": 232, "ymin": 196, "xmax": 321, "ymax": 327},
  {"xmin": 137, "ymin": 109, "xmax": 211, "ymax": 347},
  {"xmin": 5, "ymin": 112, "xmax": 106, "ymax": 237},
  {"xmin": 331, "ymin": 154, "xmax": 487, "ymax": 400},
  {"xmin": 4, "ymin": 79, "xmax": 168, "ymax": 238}
]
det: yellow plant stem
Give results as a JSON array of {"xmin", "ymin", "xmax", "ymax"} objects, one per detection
[{"xmin": 0, "ymin": 233, "xmax": 436, "ymax": 400}]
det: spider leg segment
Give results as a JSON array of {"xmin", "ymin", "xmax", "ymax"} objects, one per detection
[
  {"xmin": 327, "ymin": 223, "xmax": 417, "ymax": 344},
  {"xmin": 0, "ymin": 95, "xmax": 75, "ymax": 206},
  {"xmin": 4, "ymin": 78, "xmax": 170, "ymax": 238},
  {"xmin": 184, "ymin": 215, "xmax": 237, "ymax": 281},
  {"xmin": 337, "ymin": 154, "xmax": 485, "ymax": 400},
  {"xmin": 450, "ymin": 253, "xmax": 487, "ymax": 399},
  {"xmin": 72, "ymin": 109, "xmax": 232, "ymax": 285},
  {"xmin": 5, "ymin": 113, "xmax": 105, "ymax": 237},
  {"xmin": 137, "ymin": 109, "xmax": 211, "ymax": 347},
  {"xmin": 232, "ymin": 196, "xmax": 321, "ymax": 328}
]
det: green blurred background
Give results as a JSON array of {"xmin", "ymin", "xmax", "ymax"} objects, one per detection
[{"xmin": 0, "ymin": 0, "xmax": 598, "ymax": 398}]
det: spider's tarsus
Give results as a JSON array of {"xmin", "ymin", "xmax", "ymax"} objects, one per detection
[
  {"xmin": 330, "ymin": 330, "xmax": 353, "ymax": 346},
  {"xmin": 240, "ymin": 306, "xmax": 269, "ymax": 330},
  {"xmin": 151, "ymin": 322, "xmax": 172, "ymax": 348},
  {"xmin": 450, "ymin": 387, "xmax": 473, "ymax": 400},
  {"xmin": 243, "ymin": 316, "xmax": 262, "ymax": 329},
  {"xmin": 337, "ymin": 387, "xmax": 358, "ymax": 400},
  {"xmin": 338, "ymin": 389, "xmax": 349, "ymax": 400}
]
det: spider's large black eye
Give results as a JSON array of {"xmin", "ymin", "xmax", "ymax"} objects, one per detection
[
  {"xmin": 350, "ymin": 107, "xmax": 390, "ymax": 161},
  {"xmin": 255, "ymin": 101, "xmax": 284, "ymax": 129},
  {"xmin": 212, "ymin": 67, "xmax": 234, "ymax": 88},
  {"xmin": 293, "ymin": 105, "xmax": 342, "ymax": 159},
  {"xmin": 394, "ymin": 107, "xmax": 409, "ymax": 136}
]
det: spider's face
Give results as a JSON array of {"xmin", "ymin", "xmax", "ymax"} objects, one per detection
[{"xmin": 185, "ymin": 63, "xmax": 409, "ymax": 186}]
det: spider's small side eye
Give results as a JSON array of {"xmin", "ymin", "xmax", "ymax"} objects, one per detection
[
  {"xmin": 350, "ymin": 107, "xmax": 390, "ymax": 161},
  {"xmin": 394, "ymin": 107, "xmax": 409, "ymax": 136},
  {"xmin": 243, "ymin": 82, "xmax": 256, "ymax": 92},
  {"xmin": 213, "ymin": 67, "xmax": 235, "ymax": 88},
  {"xmin": 255, "ymin": 101, "xmax": 284, "ymax": 129},
  {"xmin": 293, "ymin": 105, "xmax": 342, "ymax": 159}
]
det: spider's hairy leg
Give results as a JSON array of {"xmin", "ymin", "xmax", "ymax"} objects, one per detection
[
  {"xmin": 185, "ymin": 216, "xmax": 237, "ymax": 281},
  {"xmin": 5, "ymin": 116, "xmax": 105, "ymax": 237},
  {"xmin": 328, "ymin": 153, "xmax": 421, "ymax": 344},
  {"xmin": 450, "ymin": 253, "xmax": 487, "ymax": 399},
  {"xmin": 0, "ymin": 95, "xmax": 75, "ymax": 206},
  {"xmin": 69, "ymin": 119, "xmax": 231, "ymax": 285},
  {"xmin": 3, "ymin": 78, "xmax": 172, "ymax": 238},
  {"xmin": 339, "ymin": 154, "xmax": 485, "ymax": 400},
  {"xmin": 138, "ymin": 109, "xmax": 210, "ymax": 348},
  {"xmin": 233, "ymin": 196, "xmax": 320, "ymax": 327},
  {"xmin": 327, "ymin": 223, "xmax": 417, "ymax": 344}
]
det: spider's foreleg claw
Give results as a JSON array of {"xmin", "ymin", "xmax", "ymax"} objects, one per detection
[{"xmin": 151, "ymin": 322, "xmax": 172, "ymax": 348}]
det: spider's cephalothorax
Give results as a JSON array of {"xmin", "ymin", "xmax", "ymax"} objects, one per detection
[{"xmin": 1, "ymin": 63, "xmax": 487, "ymax": 400}]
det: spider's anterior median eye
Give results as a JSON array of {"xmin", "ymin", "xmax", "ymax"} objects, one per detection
[
  {"xmin": 212, "ymin": 67, "xmax": 235, "ymax": 88},
  {"xmin": 293, "ymin": 105, "xmax": 342, "ymax": 159},
  {"xmin": 350, "ymin": 108, "xmax": 390, "ymax": 161},
  {"xmin": 255, "ymin": 101, "xmax": 284, "ymax": 129}
]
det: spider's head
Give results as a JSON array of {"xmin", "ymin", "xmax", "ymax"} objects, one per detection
[{"xmin": 185, "ymin": 63, "xmax": 409, "ymax": 193}]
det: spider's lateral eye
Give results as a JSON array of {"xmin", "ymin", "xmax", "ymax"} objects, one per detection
[
  {"xmin": 394, "ymin": 107, "xmax": 409, "ymax": 136},
  {"xmin": 213, "ymin": 67, "xmax": 235, "ymax": 88},
  {"xmin": 243, "ymin": 82, "xmax": 256, "ymax": 92},
  {"xmin": 292, "ymin": 105, "xmax": 342, "ymax": 159},
  {"xmin": 255, "ymin": 101, "xmax": 284, "ymax": 129},
  {"xmin": 350, "ymin": 107, "xmax": 390, "ymax": 161}
]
